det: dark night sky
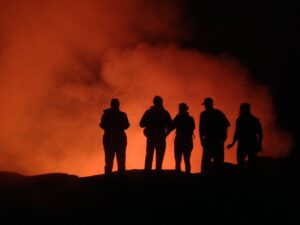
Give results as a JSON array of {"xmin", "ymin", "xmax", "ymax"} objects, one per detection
[{"xmin": 183, "ymin": 1, "xmax": 300, "ymax": 153}]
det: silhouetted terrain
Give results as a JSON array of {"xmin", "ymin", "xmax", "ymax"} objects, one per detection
[{"xmin": 1, "ymin": 157, "xmax": 299, "ymax": 225}]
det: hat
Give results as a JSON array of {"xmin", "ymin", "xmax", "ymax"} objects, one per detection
[{"xmin": 202, "ymin": 97, "xmax": 213, "ymax": 105}]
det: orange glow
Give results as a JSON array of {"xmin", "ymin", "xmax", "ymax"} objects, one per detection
[{"xmin": 0, "ymin": 1, "xmax": 293, "ymax": 176}]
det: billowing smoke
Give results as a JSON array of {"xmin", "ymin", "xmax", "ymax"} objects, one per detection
[{"xmin": 0, "ymin": 0, "xmax": 293, "ymax": 176}]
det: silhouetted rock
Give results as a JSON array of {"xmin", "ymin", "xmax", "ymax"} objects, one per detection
[{"xmin": 0, "ymin": 159, "xmax": 299, "ymax": 225}]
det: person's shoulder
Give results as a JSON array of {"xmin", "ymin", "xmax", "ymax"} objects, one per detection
[
  {"xmin": 215, "ymin": 108, "xmax": 225, "ymax": 115},
  {"xmin": 103, "ymin": 108, "xmax": 111, "ymax": 114},
  {"xmin": 236, "ymin": 116, "xmax": 243, "ymax": 124},
  {"xmin": 200, "ymin": 110, "xmax": 206, "ymax": 116},
  {"xmin": 164, "ymin": 108, "xmax": 171, "ymax": 114},
  {"xmin": 141, "ymin": 108, "xmax": 152, "ymax": 119},
  {"xmin": 189, "ymin": 115, "xmax": 195, "ymax": 124},
  {"xmin": 173, "ymin": 114, "xmax": 179, "ymax": 122},
  {"xmin": 119, "ymin": 111, "xmax": 128, "ymax": 116},
  {"xmin": 173, "ymin": 113, "xmax": 182, "ymax": 118},
  {"xmin": 187, "ymin": 114, "xmax": 194, "ymax": 120},
  {"xmin": 142, "ymin": 107, "xmax": 152, "ymax": 114},
  {"xmin": 148, "ymin": 106, "xmax": 156, "ymax": 112},
  {"xmin": 200, "ymin": 111, "xmax": 207, "ymax": 120},
  {"xmin": 252, "ymin": 115, "xmax": 261, "ymax": 123},
  {"xmin": 163, "ymin": 108, "xmax": 171, "ymax": 115}
]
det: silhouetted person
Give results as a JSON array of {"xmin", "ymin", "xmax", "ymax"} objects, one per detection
[
  {"xmin": 168, "ymin": 103, "xmax": 195, "ymax": 174},
  {"xmin": 140, "ymin": 96, "xmax": 172, "ymax": 172},
  {"xmin": 227, "ymin": 103, "xmax": 263, "ymax": 174},
  {"xmin": 199, "ymin": 97, "xmax": 230, "ymax": 175},
  {"xmin": 100, "ymin": 98, "xmax": 130, "ymax": 175}
]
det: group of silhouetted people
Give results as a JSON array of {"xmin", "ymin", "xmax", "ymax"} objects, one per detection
[{"xmin": 99, "ymin": 96, "xmax": 263, "ymax": 176}]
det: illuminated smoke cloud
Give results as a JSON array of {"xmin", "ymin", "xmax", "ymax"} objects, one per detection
[{"xmin": 0, "ymin": 0, "xmax": 293, "ymax": 175}]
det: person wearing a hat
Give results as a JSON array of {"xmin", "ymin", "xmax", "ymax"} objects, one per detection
[
  {"xmin": 199, "ymin": 97, "xmax": 230, "ymax": 175},
  {"xmin": 168, "ymin": 103, "xmax": 195, "ymax": 174}
]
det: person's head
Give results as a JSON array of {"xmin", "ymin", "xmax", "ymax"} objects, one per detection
[
  {"xmin": 240, "ymin": 103, "xmax": 251, "ymax": 115},
  {"xmin": 110, "ymin": 98, "xmax": 120, "ymax": 110},
  {"xmin": 202, "ymin": 97, "xmax": 214, "ymax": 109},
  {"xmin": 179, "ymin": 103, "xmax": 188, "ymax": 113},
  {"xmin": 153, "ymin": 96, "xmax": 163, "ymax": 107}
]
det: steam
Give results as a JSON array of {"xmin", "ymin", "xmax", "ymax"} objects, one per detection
[{"xmin": 0, "ymin": 0, "xmax": 293, "ymax": 176}]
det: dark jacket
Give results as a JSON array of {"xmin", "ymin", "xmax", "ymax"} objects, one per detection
[
  {"xmin": 100, "ymin": 108, "xmax": 130, "ymax": 135},
  {"xmin": 200, "ymin": 108, "xmax": 230, "ymax": 144},
  {"xmin": 140, "ymin": 106, "xmax": 172, "ymax": 138},
  {"xmin": 173, "ymin": 112, "xmax": 195, "ymax": 138},
  {"xmin": 233, "ymin": 114, "xmax": 263, "ymax": 152}
]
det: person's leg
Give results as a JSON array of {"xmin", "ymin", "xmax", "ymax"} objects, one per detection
[
  {"xmin": 181, "ymin": 138, "xmax": 193, "ymax": 174},
  {"xmin": 183, "ymin": 151, "xmax": 192, "ymax": 174},
  {"xmin": 156, "ymin": 138, "xmax": 166, "ymax": 171},
  {"xmin": 247, "ymin": 151, "xmax": 257, "ymax": 175},
  {"xmin": 183, "ymin": 143, "xmax": 193, "ymax": 174},
  {"xmin": 103, "ymin": 135, "xmax": 114, "ymax": 174},
  {"xmin": 116, "ymin": 135, "xmax": 127, "ymax": 173},
  {"xmin": 201, "ymin": 146, "xmax": 213, "ymax": 174},
  {"xmin": 104, "ymin": 147, "xmax": 114, "ymax": 174},
  {"xmin": 145, "ymin": 138, "xmax": 155, "ymax": 170},
  {"xmin": 214, "ymin": 143, "xmax": 224, "ymax": 176},
  {"xmin": 174, "ymin": 140, "xmax": 182, "ymax": 172},
  {"xmin": 237, "ymin": 149, "xmax": 247, "ymax": 175}
]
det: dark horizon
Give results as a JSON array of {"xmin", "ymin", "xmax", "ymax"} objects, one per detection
[{"xmin": 1, "ymin": 159, "xmax": 298, "ymax": 225}]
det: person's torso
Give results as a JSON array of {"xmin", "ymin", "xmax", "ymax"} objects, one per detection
[
  {"xmin": 102, "ymin": 109, "xmax": 128, "ymax": 134},
  {"xmin": 237, "ymin": 115, "xmax": 259, "ymax": 143},
  {"xmin": 174, "ymin": 114, "xmax": 194, "ymax": 137},
  {"xmin": 144, "ymin": 107, "xmax": 170, "ymax": 136},
  {"xmin": 201, "ymin": 109, "xmax": 229, "ymax": 139}
]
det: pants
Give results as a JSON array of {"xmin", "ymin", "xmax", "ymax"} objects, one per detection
[
  {"xmin": 201, "ymin": 141, "xmax": 224, "ymax": 174},
  {"xmin": 237, "ymin": 149, "xmax": 257, "ymax": 174},
  {"xmin": 103, "ymin": 133, "xmax": 127, "ymax": 174},
  {"xmin": 145, "ymin": 137, "xmax": 166, "ymax": 171},
  {"xmin": 174, "ymin": 136, "xmax": 193, "ymax": 173}
]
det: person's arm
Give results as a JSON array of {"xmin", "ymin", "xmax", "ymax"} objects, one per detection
[
  {"xmin": 227, "ymin": 119, "xmax": 239, "ymax": 149},
  {"xmin": 225, "ymin": 115, "xmax": 230, "ymax": 128},
  {"xmin": 191, "ymin": 117, "xmax": 196, "ymax": 138},
  {"xmin": 139, "ymin": 111, "xmax": 148, "ymax": 128},
  {"xmin": 165, "ymin": 111, "xmax": 174, "ymax": 137},
  {"xmin": 99, "ymin": 113, "xmax": 106, "ymax": 129},
  {"xmin": 165, "ymin": 121, "xmax": 175, "ymax": 137},
  {"xmin": 191, "ymin": 117, "xmax": 195, "ymax": 131},
  {"xmin": 257, "ymin": 119, "xmax": 263, "ymax": 151},
  {"xmin": 199, "ymin": 113, "xmax": 205, "ymax": 147},
  {"xmin": 123, "ymin": 113, "xmax": 130, "ymax": 130}
]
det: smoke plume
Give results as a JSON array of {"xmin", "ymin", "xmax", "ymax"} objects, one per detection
[{"xmin": 0, "ymin": 0, "xmax": 293, "ymax": 176}]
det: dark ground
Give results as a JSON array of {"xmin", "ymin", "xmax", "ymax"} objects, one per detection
[{"xmin": 1, "ymin": 157, "xmax": 299, "ymax": 225}]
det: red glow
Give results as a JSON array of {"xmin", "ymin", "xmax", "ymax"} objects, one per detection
[{"xmin": 0, "ymin": 1, "xmax": 293, "ymax": 176}]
